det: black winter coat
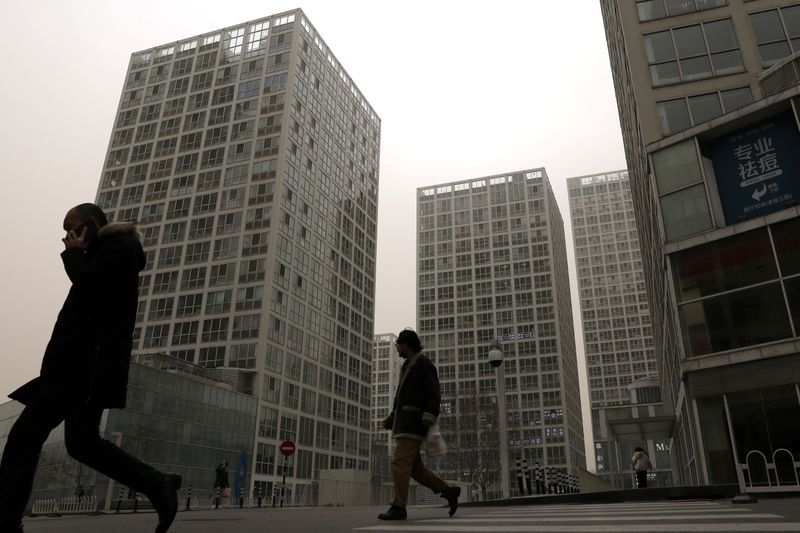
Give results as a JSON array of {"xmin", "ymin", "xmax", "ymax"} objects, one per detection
[
  {"xmin": 10, "ymin": 223, "xmax": 146, "ymax": 408},
  {"xmin": 390, "ymin": 354, "xmax": 441, "ymax": 440}
]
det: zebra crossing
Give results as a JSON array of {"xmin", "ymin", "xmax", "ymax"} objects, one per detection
[{"xmin": 357, "ymin": 500, "xmax": 800, "ymax": 532}]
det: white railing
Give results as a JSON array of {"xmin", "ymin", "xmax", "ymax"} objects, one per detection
[
  {"xmin": 31, "ymin": 499, "xmax": 57, "ymax": 515},
  {"xmin": 740, "ymin": 448, "xmax": 800, "ymax": 492},
  {"xmin": 31, "ymin": 496, "xmax": 98, "ymax": 515}
]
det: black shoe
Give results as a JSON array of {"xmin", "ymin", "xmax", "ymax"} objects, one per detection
[
  {"xmin": 377, "ymin": 505, "xmax": 407, "ymax": 520},
  {"xmin": 151, "ymin": 473, "xmax": 182, "ymax": 533},
  {"xmin": 441, "ymin": 485, "xmax": 461, "ymax": 516}
]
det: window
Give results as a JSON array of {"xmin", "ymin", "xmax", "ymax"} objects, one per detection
[
  {"xmin": 201, "ymin": 317, "xmax": 229, "ymax": 342},
  {"xmin": 751, "ymin": 6, "xmax": 800, "ymax": 65},
  {"xmin": 172, "ymin": 321, "xmax": 198, "ymax": 345},
  {"xmin": 673, "ymin": 226, "xmax": 794, "ymax": 356},
  {"xmin": 644, "ymin": 19, "xmax": 743, "ymax": 87},
  {"xmin": 658, "ymin": 87, "xmax": 753, "ymax": 135},
  {"xmin": 212, "ymin": 86, "xmax": 235, "ymax": 106},
  {"xmin": 238, "ymin": 79, "xmax": 261, "ymax": 99},
  {"xmin": 205, "ymin": 289, "xmax": 232, "ymax": 314},
  {"xmin": 185, "ymin": 241, "xmax": 210, "ymax": 263},
  {"xmin": 651, "ymin": 139, "xmax": 713, "ymax": 240},
  {"xmin": 199, "ymin": 346, "xmax": 225, "ymax": 368},
  {"xmin": 180, "ymin": 267, "xmax": 206, "ymax": 290},
  {"xmin": 232, "ymin": 314, "xmax": 260, "ymax": 339},
  {"xmin": 637, "ymin": 0, "xmax": 727, "ymax": 22},
  {"xmin": 189, "ymin": 216, "xmax": 214, "ymax": 239},
  {"xmin": 209, "ymin": 262, "xmax": 235, "ymax": 286},
  {"xmin": 142, "ymin": 324, "xmax": 169, "ymax": 348},
  {"xmin": 176, "ymin": 293, "xmax": 203, "ymax": 317}
]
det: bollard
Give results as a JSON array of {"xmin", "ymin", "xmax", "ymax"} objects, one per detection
[
  {"xmin": 522, "ymin": 458, "xmax": 532, "ymax": 495},
  {"xmin": 257, "ymin": 485, "xmax": 263, "ymax": 508},
  {"xmin": 115, "ymin": 486, "xmax": 126, "ymax": 514},
  {"xmin": 215, "ymin": 487, "xmax": 220, "ymax": 509},
  {"xmin": 239, "ymin": 490, "xmax": 245, "ymax": 508},
  {"xmin": 186, "ymin": 484, "xmax": 192, "ymax": 511},
  {"xmin": 133, "ymin": 496, "xmax": 139, "ymax": 513},
  {"xmin": 534, "ymin": 463, "xmax": 544, "ymax": 495},
  {"xmin": 545, "ymin": 467, "xmax": 552, "ymax": 494},
  {"xmin": 515, "ymin": 457, "xmax": 524, "ymax": 495}
]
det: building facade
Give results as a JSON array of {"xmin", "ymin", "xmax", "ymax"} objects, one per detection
[
  {"xmin": 601, "ymin": 0, "xmax": 800, "ymax": 490},
  {"xmin": 0, "ymin": 360, "xmax": 257, "ymax": 509},
  {"xmin": 370, "ymin": 333, "xmax": 400, "ymax": 504},
  {"xmin": 96, "ymin": 9, "xmax": 381, "ymax": 504},
  {"xmin": 568, "ymin": 170, "xmax": 672, "ymax": 488},
  {"xmin": 416, "ymin": 169, "xmax": 585, "ymax": 499},
  {"xmin": 371, "ymin": 333, "xmax": 401, "ymax": 445}
]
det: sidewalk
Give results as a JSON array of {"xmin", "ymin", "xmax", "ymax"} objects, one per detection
[{"xmin": 461, "ymin": 484, "xmax": 745, "ymax": 507}]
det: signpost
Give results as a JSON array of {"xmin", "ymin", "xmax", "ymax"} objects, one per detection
[{"xmin": 279, "ymin": 441, "xmax": 295, "ymax": 508}]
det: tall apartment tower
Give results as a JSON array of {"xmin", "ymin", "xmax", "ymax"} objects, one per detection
[
  {"xmin": 371, "ymin": 333, "xmax": 401, "ymax": 442},
  {"xmin": 601, "ymin": 1, "xmax": 800, "ymax": 490},
  {"xmin": 417, "ymin": 169, "xmax": 585, "ymax": 499},
  {"xmin": 96, "ymin": 9, "xmax": 381, "ymax": 503},
  {"xmin": 568, "ymin": 170, "xmax": 672, "ymax": 488},
  {"xmin": 370, "ymin": 333, "xmax": 401, "ymax": 503}
]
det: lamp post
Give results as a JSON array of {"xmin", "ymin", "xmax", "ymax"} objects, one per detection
[{"xmin": 488, "ymin": 342, "xmax": 510, "ymax": 499}]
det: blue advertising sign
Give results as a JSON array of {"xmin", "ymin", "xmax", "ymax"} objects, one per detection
[
  {"xmin": 234, "ymin": 451, "xmax": 248, "ymax": 499},
  {"xmin": 709, "ymin": 111, "xmax": 800, "ymax": 224}
]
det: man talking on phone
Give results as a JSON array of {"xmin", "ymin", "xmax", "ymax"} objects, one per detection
[{"xmin": 0, "ymin": 204, "xmax": 181, "ymax": 533}]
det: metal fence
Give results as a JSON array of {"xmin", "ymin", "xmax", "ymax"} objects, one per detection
[{"xmin": 31, "ymin": 496, "xmax": 98, "ymax": 515}]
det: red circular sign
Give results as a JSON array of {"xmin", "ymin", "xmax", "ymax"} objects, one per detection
[{"xmin": 280, "ymin": 440, "xmax": 296, "ymax": 457}]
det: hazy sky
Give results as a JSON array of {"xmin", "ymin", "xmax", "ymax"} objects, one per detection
[{"xmin": 0, "ymin": 0, "xmax": 626, "ymax": 469}]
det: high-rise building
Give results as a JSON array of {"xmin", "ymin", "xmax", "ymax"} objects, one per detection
[
  {"xmin": 370, "ymin": 333, "xmax": 400, "ymax": 504},
  {"xmin": 96, "ymin": 9, "xmax": 381, "ymax": 504},
  {"xmin": 416, "ymin": 169, "xmax": 585, "ymax": 499},
  {"xmin": 568, "ymin": 169, "xmax": 672, "ymax": 488},
  {"xmin": 601, "ymin": 1, "xmax": 800, "ymax": 490},
  {"xmin": 371, "ymin": 333, "xmax": 401, "ymax": 442}
]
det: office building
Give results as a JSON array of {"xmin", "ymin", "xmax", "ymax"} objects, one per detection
[
  {"xmin": 601, "ymin": 1, "xmax": 800, "ymax": 490},
  {"xmin": 96, "ymin": 8, "xmax": 381, "ymax": 503},
  {"xmin": 416, "ymin": 169, "xmax": 585, "ymax": 499},
  {"xmin": 0, "ymin": 358, "xmax": 257, "ymax": 509},
  {"xmin": 568, "ymin": 169, "xmax": 672, "ymax": 488}
]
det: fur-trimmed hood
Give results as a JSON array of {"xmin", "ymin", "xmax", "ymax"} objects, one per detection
[{"xmin": 97, "ymin": 222, "xmax": 141, "ymax": 242}]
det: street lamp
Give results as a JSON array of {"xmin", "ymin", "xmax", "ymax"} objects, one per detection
[{"xmin": 488, "ymin": 342, "xmax": 510, "ymax": 499}]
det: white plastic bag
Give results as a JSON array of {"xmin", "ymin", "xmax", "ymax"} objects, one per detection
[{"xmin": 423, "ymin": 423, "xmax": 447, "ymax": 457}]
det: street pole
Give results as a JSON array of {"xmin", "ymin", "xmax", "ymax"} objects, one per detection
[
  {"xmin": 496, "ymin": 361, "xmax": 510, "ymax": 499},
  {"xmin": 281, "ymin": 456, "xmax": 287, "ymax": 508}
]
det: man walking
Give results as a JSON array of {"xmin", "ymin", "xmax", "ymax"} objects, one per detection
[
  {"xmin": 0, "ymin": 204, "xmax": 181, "ymax": 533},
  {"xmin": 378, "ymin": 329, "xmax": 460, "ymax": 520},
  {"xmin": 632, "ymin": 446, "xmax": 651, "ymax": 488}
]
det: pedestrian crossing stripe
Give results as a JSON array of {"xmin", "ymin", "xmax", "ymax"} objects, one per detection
[
  {"xmin": 358, "ymin": 525, "xmax": 800, "ymax": 532},
  {"xmin": 416, "ymin": 513, "xmax": 781, "ymax": 522},
  {"xmin": 356, "ymin": 501, "xmax": 796, "ymax": 532}
]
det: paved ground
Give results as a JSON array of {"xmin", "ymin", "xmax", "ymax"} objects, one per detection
[{"xmin": 21, "ymin": 498, "xmax": 800, "ymax": 532}]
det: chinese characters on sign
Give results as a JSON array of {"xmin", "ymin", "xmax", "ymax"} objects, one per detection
[{"xmin": 709, "ymin": 111, "xmax": 800, "ymax": 224}]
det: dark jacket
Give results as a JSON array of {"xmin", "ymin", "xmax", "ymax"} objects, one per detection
[
  {"xmin": 390, "ymin": 354, "xmax": 441, "ymax": 440},
  {"xmin": 10, "ymin": 223, "xmax": 146, "ymax": 408},
  {"xmin": 214, "ymin": 464, "xmax": 229, "ymax": 489}
]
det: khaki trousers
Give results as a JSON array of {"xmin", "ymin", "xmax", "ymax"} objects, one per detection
[{"xmin": 390, "ymin": 437, "xmax": 448, "ymax": 508}]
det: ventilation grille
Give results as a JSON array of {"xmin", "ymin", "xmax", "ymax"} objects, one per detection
[{"xmin": 759, "ymin": 53, "xmax": 800, "ymax": 97}]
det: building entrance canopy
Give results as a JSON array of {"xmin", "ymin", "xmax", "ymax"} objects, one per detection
[{"xmin": 607, "ymin": 415, "xmax": 675, "ymax": 441}]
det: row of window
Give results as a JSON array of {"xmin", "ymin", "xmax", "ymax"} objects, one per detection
[
  {"xmin": 658, "ymin": 86, "xmax": 753, "ymax": 135},
  {"xmin": 418, "ymin": 186, "xmax": 544, "ymax": 216},
  {"xmin": 674, "ymin": 217, "xmax": 800, "ymax": 356},
  {"xmin": 637, "ymin": 0, "xmax": 728, "ymax": 22}
]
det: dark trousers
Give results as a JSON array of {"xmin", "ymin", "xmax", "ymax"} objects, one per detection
[
  {"xmin": 0, "ymin": 388, "xmax": 162, "ymax": 530},
  {"xmin": 636, "ymin": 470, "xmax": 648, "ymax": 488}
]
